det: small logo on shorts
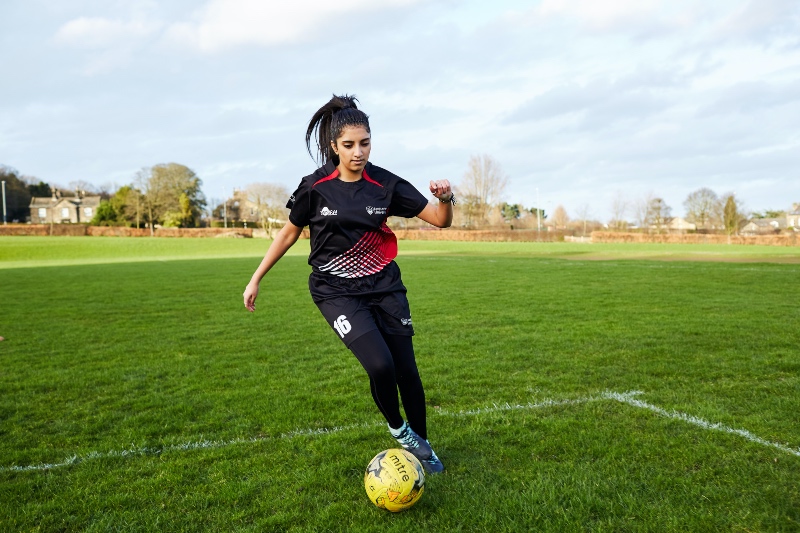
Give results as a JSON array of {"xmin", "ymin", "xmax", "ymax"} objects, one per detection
[
  {"xmin": 366, "ymin": 206, "xmax": 387, "ymax": 215},
  {"xmin": 333, "ymin": 315, "xmax": 352, "ymax": 338},
  {"xmin": 400, "ymin": 318, "xmax": 412, "ymax": 326},
  {"xmin": 320, "ymin": 207, "xmax": 338, "ymax": 216}
]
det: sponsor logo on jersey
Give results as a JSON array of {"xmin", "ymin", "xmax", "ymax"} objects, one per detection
[
  {"xmin": 333, "ymin": 315, "xmax": 352, "ymax": 338},
  {"xmin": 400, "ymin": 318, "xmax": 412, "ymax": 326},
  {"xmin": 366, "ymin": 206, "xmax": 387, "ymax": 216},
  {"xmin": 320, "ymin": 207, "xmax": 338, "ymax": 216}
]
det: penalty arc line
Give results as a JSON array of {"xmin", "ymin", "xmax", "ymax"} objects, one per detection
[{"xmin": 2, "ymin": 390, "xmax": 798, "ymax": 473}]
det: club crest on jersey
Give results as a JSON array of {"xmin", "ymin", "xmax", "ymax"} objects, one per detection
[
  {"xmin": 320, "ymin": 207, "xmax": 338, "ymax": 216},
  {"xmin": 366, "ymin": 206, "xmax": 387, "ymax": 215}
]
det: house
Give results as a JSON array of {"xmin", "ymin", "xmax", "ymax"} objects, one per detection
[
  {"xmin": 222, "ymin": 188, "xmax": 287, "ymax": 228},
  {"xmin": 788, "ymin": 204, "xmax": 800, "ymax": 229},
  {"xmin": 741, "ymin": 218, "xmax": 787, "ymax": 235},
  {"xmin": 667, "ymin": 217, "xmax": 697, "ymax": 232},
  {"xmin": 29, "ymin": 189, "xmax": 102, "ymax": 224}
]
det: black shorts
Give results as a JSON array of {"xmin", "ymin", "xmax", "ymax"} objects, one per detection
[{"xmin": 309, "ymin": 261, "xmax": 415, "ymax": 347}]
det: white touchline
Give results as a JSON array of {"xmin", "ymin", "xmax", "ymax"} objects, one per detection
[{"xmin": 2, "ymin": 390, "xmax": 798, "ymax": 473}]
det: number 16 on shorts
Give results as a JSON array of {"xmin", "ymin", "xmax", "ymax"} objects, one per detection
[{"xmin": 333, "ymin": 315, "xmax": 352, "ymax": 338}]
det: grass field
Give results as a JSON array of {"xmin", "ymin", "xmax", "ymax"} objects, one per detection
[{"xmin": 1, "ymin": 237, "xmax": 799, "ymax": 531}]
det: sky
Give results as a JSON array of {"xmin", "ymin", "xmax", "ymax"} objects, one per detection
[{"xmin": 2, "ymin": 0, "xmax": 799, "ymax": 221}]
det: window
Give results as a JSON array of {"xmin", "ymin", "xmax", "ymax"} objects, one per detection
[
  {"xmin": 62, "ymin": 207, "xmax": 70, "ymax": 219},
  {"xmin": 38, "ymin": 208, "xmax": 47, "ymax": 218},
  {"xmin": 84, "ymin": 207, "xmax": 93, "ymax": 218}
]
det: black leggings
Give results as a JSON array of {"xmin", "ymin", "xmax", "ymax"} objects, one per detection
[{"xmin": 349, "ymin": 330, "xmax": 427, "ymax": 440}]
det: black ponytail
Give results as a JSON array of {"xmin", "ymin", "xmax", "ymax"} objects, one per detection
[{"xmin": 306, "ymin": 94, "xmax": 371, "ymax": 166}]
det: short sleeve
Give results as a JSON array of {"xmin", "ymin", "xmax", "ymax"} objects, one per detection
[
  {"xmin": 391, "ymin": 178, "xmax": 429, "ymax": 218},
  {"xmin": 286, "ymin": 179, "xmax": 311, "ymax": 227}
]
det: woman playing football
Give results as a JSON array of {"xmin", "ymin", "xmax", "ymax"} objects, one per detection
[{"xmin": 243, "ymin": 95, "xmax": 453, "ymax": 473}]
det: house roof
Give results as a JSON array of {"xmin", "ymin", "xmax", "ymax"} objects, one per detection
[
  {"xmin": 29, "ymin": 195, "xmax": 103, "ymax": 208},
  {"xmin": 30, "ymin": 197, "xmax": 55, "ymax": 207},
  {"xmin": 746, "ymin": 218, "xmax": 787, "ymax": 229}
]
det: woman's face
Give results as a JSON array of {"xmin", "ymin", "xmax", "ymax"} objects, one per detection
[{"xmin": 333, "ymin": 125, "xmax": 371, "ymax": 174}]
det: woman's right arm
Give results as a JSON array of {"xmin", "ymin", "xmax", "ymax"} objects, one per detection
[{"xmin": 243, "ymin": 221, "xmax": 304, "ymax": 312}]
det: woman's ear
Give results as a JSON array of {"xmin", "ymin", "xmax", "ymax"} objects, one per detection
[{"xmin": 330, "ymin": 140, "xmax": 338, "ymax": 155}]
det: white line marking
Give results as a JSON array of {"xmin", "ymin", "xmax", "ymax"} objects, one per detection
[
  {"xmin": 603, "ymin": 391, "xmax": 800, "ymax": 458},
  {"xmin": 2, "ymin": 390, "xmax": 798, "ymax": 473}
]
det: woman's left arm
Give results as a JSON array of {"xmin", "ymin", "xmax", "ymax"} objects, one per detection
[{"xmin": 416, "ymin": 179, "xmax": 454, "ymax": 228}]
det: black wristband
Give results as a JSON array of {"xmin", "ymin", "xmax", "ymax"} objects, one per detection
[{"xmin": 438, "ymin": 193, "xmax": 456, "ymax": 205}]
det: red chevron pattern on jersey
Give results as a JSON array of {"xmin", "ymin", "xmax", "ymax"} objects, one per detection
[{"xmin": 317, "ymin": 222, "xmax": 398, "ymax": 278}]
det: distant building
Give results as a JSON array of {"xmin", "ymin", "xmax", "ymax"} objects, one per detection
[
  {"xmin": 29, "ymin": 189, "xmax": 102, "ymax": 224},
  {"xmin": 788, "ymin": 204, "xmax": 800, "ymax": 229},
  {"xmin": 741, "ymin": 218, "xmax": 787, "ymax": 235},
  {"xmin": 667, "ymin": 217, "xmax": 697, "ymax": 232}
]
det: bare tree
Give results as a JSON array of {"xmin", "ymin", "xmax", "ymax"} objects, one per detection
[
  {"xmin": 634, "ymin": 192, "xmax": 655, "ymax": 230},
  {"xmin": 648, "ymin": 197, "xmax": 672, "ymax": 233},
  {"xmin": 245, "ymin": 182, "xmax": 289, "ymax": 237},
  {"xmin": 575, "ymin": 204, "xmax": 593, "ymax": 236},
  {"xmin": 683, "ymin": 188, "xmax": 718, "ymax": 230},
  {"xmin": 455, "ymin": 154, "xmax": 508, "ymax": 228},
  {"xmin": 135, "ymin": 168, "xmax": 158, "ymax": 235},
  {"xmin": 68, "ymin": 180, "xmax": 99, "ymax": 196},
  {"xmin": 551, "ymin": 204, "xmax": 569, "ymax": 229},
  {"xmin": 609, "ymin": 191, "xmax": 629, "ymax": 231}
]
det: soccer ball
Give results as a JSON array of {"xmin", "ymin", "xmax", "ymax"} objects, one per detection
[{"xmin": 364, "ymin": 449, "xmax": 425, "ymax": 512}]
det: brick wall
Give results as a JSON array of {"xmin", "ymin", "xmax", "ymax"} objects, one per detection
[
  {"xmin": 591, "ymin": 231, "xmax": 798, "ymax": 247},
  {"xmin": 393, "ymin": 229, "xmax": 569, "ymax": 242},
  {"xmin": 0, "ymin": 225, "xmax": 253, "ymax": 238}
]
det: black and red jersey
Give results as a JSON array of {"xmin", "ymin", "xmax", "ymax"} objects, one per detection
[{"xmin": 286, "ymin": 161, "xmax": 428, "ymax": 278}]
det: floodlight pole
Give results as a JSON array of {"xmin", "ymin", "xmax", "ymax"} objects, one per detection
[
  {"xmin": 223, "ymin": 186, "xmax": 228, "ymax": 229},
  {"xmin": 1, "ymin": 180, "xmax": 6, "ymax": 225},
  {"xmin": 536, "ymin": 187, "xmax": 540, "ymax": 232}
]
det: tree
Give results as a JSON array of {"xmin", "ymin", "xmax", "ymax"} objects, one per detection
[
  {"xmin": 722, "ymin": 193, "xmax": 746, "ymax": 236},
  {"xmin": 633, "ymin": 192, "xmax": 654, "ymax": 230},
  {"xmin": 1, "ymin": 165, "xmax": 36, "ymax": 222},
  {"xmin": 683, "ymin": 188, "xmax": 718, "ymax": 230},
  {"xmin": 647, "ymin": 197, "xmax": 672, "ymax": 233},
  {"xmin": 609, "ymin": 191, "xmax": 629, "ymax": 231},
  {"xmin": 575, "ymin": 204, "xmax": 593, "ymax": 236},
  {"xmin": 113, "ymin": 185, "xmax": 144, "ymax": 228},
  {"xmin": 551, "ymin": 205, "xmax": 569, "ymax": 229},
  {"xmin": 90, "ymin": 201, "xmax": 120, "ymax": 226},
  {"xmin": 752, "ymin": 209, "xmax": 786, "ymax": 219},
  {"xmin": 137, "ymin": 163, "xmax": 206, "ymax": 233},
  {"xmin": 500, "ymin": 202, "xmax": 521, "ymax": 222},
  {"xmin": 456, "ymin": 154, "xmax": 508, "ymax": 227},
  {"xmin": 245, "ymin": 183, "xmax": 289, "ymax": 237},
  {"xmin": 27, "ymin": 181, "xmax": 51, "ymax": 197}
]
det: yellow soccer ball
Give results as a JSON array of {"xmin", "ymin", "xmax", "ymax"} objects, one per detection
[{"xmin": 364, "ymin": 448, "xmax": 425, "ymax": 512}]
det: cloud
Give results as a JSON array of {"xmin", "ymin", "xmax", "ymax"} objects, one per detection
[
  {"xmin": 164, "ymin": 0, "xmax": 424, "ymax": 53},
  {"xmin": 54, "ymin": 16, "xmax": 161, "ymax": 48},
  {"xmin": 537, "ymin": 0, "xmax": 662, "ymax": 31},
  {"xmin": 713, "ymin": 0, "xmax": 800, "ymax": 43},
  {"xmin": 697, "ymin": 79, "xmax": 800, "ymax": 117}
]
